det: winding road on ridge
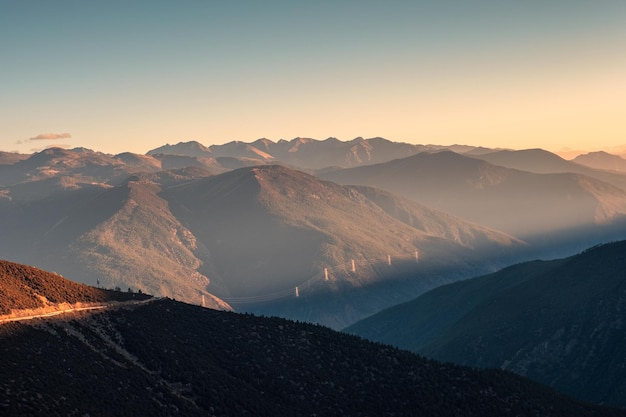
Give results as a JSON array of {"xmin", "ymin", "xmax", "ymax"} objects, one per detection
[{"xmin": 0, "ymin": 297, "xmax": 159, "ymax": 324}]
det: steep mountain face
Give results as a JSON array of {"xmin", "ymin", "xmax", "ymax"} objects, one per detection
[
  {"xmin": 321, "ymin": 151, "xmax": 626, "ymax": 244},
  {"xmin": 0, "ymin": 175, "xmax": 228, "ymax": 310},
  {"xmin": 146, "ymin": 140, "xmax": 213, "ymax": 157},
  {"xmin": 574, "ymin": 151, "xmax": 626, "ymax": 173},
  {"xmin": 63, "ymin": 178, "xmax": 228, "ymax": 310},
  {"xmin": 1, "ymin": 265, "xmax": 624, "ymax": 417},
  {"xmin": 0, "ymin": 160, "xmax": 524, "ymax": 327},
  {"xmin": 346, "ymin": 240, "xmax": 626, "ymax": 408},
  {"xmin": 162, "ymin": 164, "xmax": 525, "ymax": 327}
]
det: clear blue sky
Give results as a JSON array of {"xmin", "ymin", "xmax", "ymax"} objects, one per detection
[{"xmin": 2, "ymin": 1, "xmax": 625, "ymax": 155}]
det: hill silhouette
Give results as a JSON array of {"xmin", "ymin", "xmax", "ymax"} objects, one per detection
[
  {"xmin": 346, "ymin": 240, "xmax": 626, "ymax": 408},
  {"xmin": 1, "ymin": 261, "xmax": 625, "ymax": 416}
]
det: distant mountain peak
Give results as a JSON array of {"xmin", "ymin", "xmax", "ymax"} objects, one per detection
[
  {"xmin": 574, "ymin": 151, "xmax": 626, "ymax": 172},
  {"xmin": 146, "ymin": 141, "xmax": 212, "ymax": 157}
]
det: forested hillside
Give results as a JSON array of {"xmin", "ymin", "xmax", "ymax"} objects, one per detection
[{"xmin": 347, "ymin": 241, "xmax": 626, "ymax": 408}]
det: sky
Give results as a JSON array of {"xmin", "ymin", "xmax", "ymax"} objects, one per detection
[{"xmin": 1, "ymin": 1, "xmax": 626, "ymax": 156}]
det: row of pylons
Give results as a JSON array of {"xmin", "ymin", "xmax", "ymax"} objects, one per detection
[{"xmin": 295, "ymin": 251, "xmax": 420, "ymax": 297}]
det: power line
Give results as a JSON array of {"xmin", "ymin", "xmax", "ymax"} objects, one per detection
[{"xmin": 221, "ymin": 252, "xmax": 420, "ymax": 305}]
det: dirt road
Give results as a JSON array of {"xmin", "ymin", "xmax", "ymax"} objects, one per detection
[{"xmin": 0, "ymin": 298, "xmax": 158, "ymax": 324}]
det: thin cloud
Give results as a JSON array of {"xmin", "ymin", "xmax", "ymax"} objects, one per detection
[{"xmin": 29, "ymin": 132, "xmax": 72, "ymax": 141}]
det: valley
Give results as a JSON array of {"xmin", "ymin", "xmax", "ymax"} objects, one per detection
[
  {"xmin": 5, "ymin": 3, "xmax": 626, "ymax": 414},
  {"xmin": 2, "ymin": 137, "xmax": 626, "ymax": 412},
  {"xmin": 1, "ymin": 260, "xmax": 625, "ymax": 416},
  {"xmin": 2, "ymin": 138, "xmax": 626, "ymax": 328}
]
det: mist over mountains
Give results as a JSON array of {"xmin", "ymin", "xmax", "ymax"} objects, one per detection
[
  {"xmin": 321, "ymin": 150, "xmax": 626, "ymax": 246},
  {"xmin": 2, "ymin": 136, "xmax": 626, "ymax": 411},
  {"xmin": 2, "ymin": 137, "xmax": 626, "ymax": 328}
]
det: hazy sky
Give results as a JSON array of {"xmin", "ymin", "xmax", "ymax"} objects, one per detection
[{"xmin": 2, "ymin": 1, "xmax": 625, "ymax": 155}]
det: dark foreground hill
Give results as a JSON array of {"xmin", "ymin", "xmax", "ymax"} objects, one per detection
[
  {"xmin": 2, "ymin": 298, "xmax": 626, "ymax": 416},
  {"xmin": 346, "ymin": 240, "xmax": 626, "ymax": 408}
]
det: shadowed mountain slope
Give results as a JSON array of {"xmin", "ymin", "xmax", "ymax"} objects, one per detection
[
  {"xmin": 1, "ymin": 264, "xmax": 625, "ymax": 416},
  {"xmin": 321, "ymin": 151, "xmax": 626, "ymax": 243},
  {"xmin": 63, "ymin": 178, "xmax": 229, "ymax": 310},
  {"xmin": 472, "ymin": 148, "xmax": 587, "ymax": 174},
  {"xmin": 0, "ymin": 163, "xmax": 522, "ymax": 326},
  {"xmin": 162, "ymin": 164, "xmax": 525, "ymax": 327},
  {"xmin": 346, "ymin": 240, "xmax": 626, "ymax": 408},
  {"xmin": 152, "ymin": 153, "xmax": 226, "ymax": 172},
  {"xmin": 0, "ymin": 175, "xmax": 229, "ymax": 310},
  {"xmin": 0, "ymin": 151, "xmax": 28, "ymax": 166},
  {"xmin": 472, "ymin": 148, "xmax": 626, "ymax": 190},
  {"xmin": 574, "ymin": 151, "xmax": 626, "ymax": 173}
]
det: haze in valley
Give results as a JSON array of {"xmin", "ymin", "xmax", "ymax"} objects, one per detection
[{"xmin": 1, "ymin": 3, "xmax": 626, "ymax": 415}]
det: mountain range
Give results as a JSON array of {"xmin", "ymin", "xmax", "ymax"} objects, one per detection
[
  {"xmin": 148, "ymin": 137, "xmax": 449, "ymax": 169},
  {"xmin": 3, "ymin": 137, "xmax": 626, "ymax": 327},
  {"xmin": 2, "ymin": 260, "xmax": 625, "ymax": 417},
  {"xmin": 346, "ymin": 240, "xmax": 626, "ymax": 408},
  {"xmin": 0, "ymin": 156, "xmax": 523, "ymax": 328},
  {"xmin": 321, "ymin": 150, "xmax": 626, "ymax": 247},
  {"xmin": 162, "ymin": 164, "xmax": 523, "ymax": 327},
  {"xmin": 2, "ymin": 137, "xmax": 626, "ymax": 411}
]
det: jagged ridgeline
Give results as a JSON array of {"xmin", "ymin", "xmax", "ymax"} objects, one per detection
[
  {"xmin": 0, "ymin": 149, "xmax": 526, "ymax": 328},
  {"xmin": 3, "ymin": 139, "xmax": 626, "ymax": 328},
  {"xmin": 1, "ymin": 261, "xmax": 625, "ymax": 417}
]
